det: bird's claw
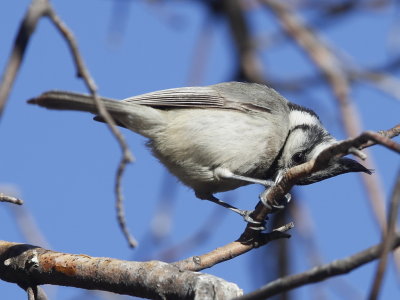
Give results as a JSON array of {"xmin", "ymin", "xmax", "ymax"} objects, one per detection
[
  {"xmin": 242, "ymin": 210, "xmax": 266, "ymax": 231},
  {"xmin": 259, "ymin": 188, "xmax": 291, "ymax": 213}
]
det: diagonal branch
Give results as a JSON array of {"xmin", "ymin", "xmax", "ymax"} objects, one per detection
[
  {"xmin": 369, "ymin": 169, "xmax": 400, "ymax": 299},
  {"xmin": 236, "ymin": 232, "xmax": 400, "ymax": 300},
  {"xmin": 173, "ymin": 223, "xmax": 293, "ymax": 272},
  {"xmin": 0, "ymin": 0, "xmax": 51, "ymax": 118}
]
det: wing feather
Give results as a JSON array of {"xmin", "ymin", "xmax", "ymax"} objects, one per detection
[
  {"xmin": 122, "ymin": 87, "xmax": 226, "ymax": 109},
  {"xmin": 120, "ymin": 82, "xmax": 288, "ymax": 114}
]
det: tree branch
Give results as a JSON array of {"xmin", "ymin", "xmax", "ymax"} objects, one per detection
[
  {"xmin": 0, "ymin": 0, "xmax": 50, "ymax": 118},
  {"xmin": 236, "ymin": 232, "xmax": 400, "ymax": 300},
  {"xmin": 173, "ymin": 223, "xmax": 293, "ymax": 272},
  {"xmin": 0, "ymin": 193, "xmax": 23, "ymax": 205},
  {"xmin": 0, "ymin": 241, "xmax": 242, "ymax": 299},
  {"xmin": 44, "ymin": 3, "xmax": 136, "ymax": 248},
  {"xmin": 369, "ymin": 169, "xmax": 400, "ymax": 299}
]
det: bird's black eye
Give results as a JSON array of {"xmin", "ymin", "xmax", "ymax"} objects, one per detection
[{"xmin": 292, "ymin": 151, "xmax": 306, "ymax": 164}]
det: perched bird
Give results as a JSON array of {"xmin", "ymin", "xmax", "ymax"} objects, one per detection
[{"xmin": 28, "ymin": 82, "xmax": 371, "ymax": 215}]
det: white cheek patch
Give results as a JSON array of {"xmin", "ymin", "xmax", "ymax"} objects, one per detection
[
  {"xmin": 310, "ymin": 139, "xmax": 337, "ymax": 158},
  {"xmin": 289, "ymin": 110, "xmax": 320, "ymax": 128},
  {"xmin": 291, "ymin": 131, "xmax": 308, "ymax": 149}
]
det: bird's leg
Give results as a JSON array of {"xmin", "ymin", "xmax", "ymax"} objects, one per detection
[
  {"xmin": 199, "ymin": 194, "xmax": 266, "ymax": 230},
  {"xmin": 203, "ymin": 194, "xmax": 247, "ymax": 216},
  {"xmin": 259, "ymin": 170, "xmax": 291, "ymax": 212},
  {"xmin": 214, "ymin": 167, "xmax": 291, "ymax": 210},
  {"xmin": 214, "ymin": 168, "xmax": 274, "ymax": 187}
]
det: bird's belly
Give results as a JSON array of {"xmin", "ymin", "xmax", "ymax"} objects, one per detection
[{"xmin": 148, "ymin": 109, "xmax": 288, "ymax": 194}]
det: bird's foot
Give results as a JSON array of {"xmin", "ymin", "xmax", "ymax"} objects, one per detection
[{"xmin": 259, "ymin": 187, "xmax": 291, "ymax": 213}]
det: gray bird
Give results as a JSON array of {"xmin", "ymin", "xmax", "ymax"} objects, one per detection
[{"xmin": 28, "ymin": 82, "xmax": 371, "ymax": 215}]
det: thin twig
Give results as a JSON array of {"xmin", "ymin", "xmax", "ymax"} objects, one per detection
[
  {"xmin": 236, "ymin": 232, "xmax": 400, "ymax": 300},
  {"xmin": 45, "ymin": 6, "xmax": 136, "ymax": 247},
  {"xmin": 187, "ymin": 17, "xmax": 214, "ymax": 86},
  {"xmin": 21, "ymin": 285, "xmax": 48, "ymax": 300},
  {"xmin": 221, "ymin": 0, "xmax": 265, "ymax": 83},
  {"xmin": 0, "ymin": 0, "xmax": 50, "ymax": 118},
  {"xmin": 173, "ymin": 222, "xmax": 294, "ymax": 272},
  {"xmin": 360, "ymin": 124, "xmax": 400, "ymax": 150},
  {"xmin": 27, "ymin": 286, "xmax": 35, "ymax": 300},
  {"xmin": 291, "ymin": 201, "xmax": 363, "ymax": 300},
  {"xmin": 0, "ymin": 193, "xmax": 23, "ymax": 205},
  {"xmin": 115, "ymin": 157, "xmax": 138, "ymax": 248},
  {"xmin": 157, "ymin": 207, "xmax": 226, "ymax": 262},
  {"xmin": 11, "ymin": 205, "xmax": 50, "ymax": 248},
  {"xmin": 369, "ymin": 169, "xmax": 400, "ymax": 299}
]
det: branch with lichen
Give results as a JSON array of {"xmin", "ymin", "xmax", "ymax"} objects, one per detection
[{"xmin": 0, "ymin": 241, "xmax": 242, "ymax": 299}]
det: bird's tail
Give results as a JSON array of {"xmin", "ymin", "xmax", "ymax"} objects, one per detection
[
  {"xmin": 28, "ymin": 90, "xmax": 166, "ymax": 138},
  {"xmin": 28, "ymin": 91, "xmax": 130, "ymax": 115}
]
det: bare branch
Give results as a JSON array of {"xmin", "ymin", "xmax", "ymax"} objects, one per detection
[
  {"xmin": 369, "ymin": 170, "xmax": 400, "ymax": 299},
  {"xmin": 173, "ymin": 222, "xmax": 293, "ymax": 272},
  {"xmin": 359, "ymin": 124, "xmax": 400, "ymax": 150},
  {"xmin": 221, "ymin": 0, "xmax": 266, "ymax": 83},
  {"xmin": 157, "ymin": 208, "xmax": 226, "ymax": 262},
  {"xmin": 27, "ymin": 286, "xmax": 35, "ymax": 300},
  {"xmin": 0, "ymin": 0, "xmax": 50, "ymax": 118},
  {"xmin": 45, "ymin": 5, "xmax": 136, "ymax": 247},
  {"xmin": 236, "ymin": 232, "xmax": 400, "ymax": 300},
  {"xmin": 0, "ymin": 241, "xmax": 242, "ymax": 299},
  {"xmin": 291, "ymin": 200, "xmax": 363, "ymax": 300},
  {"xmin": 24, "ymin": 285, "xmax": 48, "ymax": 300},
  {"xmin": 0, "ymin": 193, "xmax": 23, "ymax": 205},
  {"xmin": 11, "ymin": 205, "xmax": 51, "ymax": 248}
]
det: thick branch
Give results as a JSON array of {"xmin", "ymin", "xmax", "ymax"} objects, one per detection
[
  {"xmin": 0, "ymin": 241, "xmax": 242, "ymax": 299},
  {"xmin": 236, "ymin": 232, "xmax": 400, "ymax": 300}
]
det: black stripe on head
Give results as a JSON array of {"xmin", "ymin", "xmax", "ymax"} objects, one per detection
[
  {"xmin": 287, "ymin": 102, "xmax": 320, "ymax": 120},
  {"xmin": 290, "ymin": 124, "xmax": 333, "ymax": 157}
]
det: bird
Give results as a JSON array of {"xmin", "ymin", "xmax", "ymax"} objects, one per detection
[{"xmin": 28, "ymin": 82, "xmax": 371, "ymax": 216}]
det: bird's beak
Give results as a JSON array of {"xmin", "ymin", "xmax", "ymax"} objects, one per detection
[{"xmin": 296, "ymin": 157, "xmax": 372, "ymax": 185}]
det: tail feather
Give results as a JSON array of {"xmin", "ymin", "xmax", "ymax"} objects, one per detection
[
  {"xmin": 28, "ymin": 90, "xmax": 166, "ymax": 138},
  {"xmin": 28, "ymin": 91, "xmax": 127, "ymax": 114}
]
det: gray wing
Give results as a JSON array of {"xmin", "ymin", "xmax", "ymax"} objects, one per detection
[{"xmin": 121, "ymin": 82, "xmax": 289, "ymax": 114}]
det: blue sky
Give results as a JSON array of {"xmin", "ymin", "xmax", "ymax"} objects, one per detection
[{"xmin": 1, "ymin": 1, "xmax": 399, "ymax": 299}]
